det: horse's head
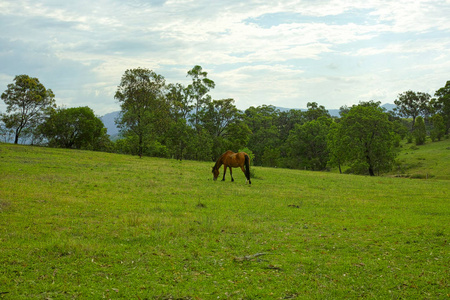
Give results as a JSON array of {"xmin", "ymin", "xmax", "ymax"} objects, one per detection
[{"xmin": 212, "ymin": 166, "xmax": 219, "ymax": 181}]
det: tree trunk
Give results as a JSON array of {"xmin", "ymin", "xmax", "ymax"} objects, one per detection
[
  {"xmin": 138, "ymin": 134, "xmax": 143, "ymax": 158},
  {"xmin": 14, "ymin": 127, "xmax": 20, "ymax": 144}
]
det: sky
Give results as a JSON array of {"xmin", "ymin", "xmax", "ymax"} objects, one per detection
[{"xmin": 1, "ymin": 0, "xmax": 449, "ymax": 116}]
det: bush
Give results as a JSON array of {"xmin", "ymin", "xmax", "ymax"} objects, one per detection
[{"xmin": 413, "ymin": 116, "xmax": 426, "ymax": 145}]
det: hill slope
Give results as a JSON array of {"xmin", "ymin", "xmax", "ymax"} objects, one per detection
[
  {"xmin": 0, "ymin": 143, "xmax": 448, "ymax": 299},
  {"xmin": 392, "ymin": 138, "xmax": 450, "ymax": 180}
]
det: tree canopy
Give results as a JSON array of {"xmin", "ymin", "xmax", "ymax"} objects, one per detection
[
  {"xmin": 114, "ymin": 68, "xmax": 168, "ymax": 157},
  {"xmin": 39, "ymin": 106, "xmax": 109, "ymax": 150},
  {"xmin": 394, "ymin": 90, "xmax": 431, "ymax": 129},
  {"xmin": 329, "ymin": 104, "xmax": 398, "ymax": 176},
  {"xmin": 1, "ymin": 75, "xmax": 55, "ymax": 144},
  {"xmin": 2, "ymin": 70, "xmax": 448, "ymax": 177},
  {"xmin": 432, "ymin": 80, "xmax": 450, "ymax": 134}
]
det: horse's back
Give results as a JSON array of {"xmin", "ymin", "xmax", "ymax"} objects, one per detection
[{"xmin": 223, "ymin": 151, "xmax": 247, "ymax": 167}]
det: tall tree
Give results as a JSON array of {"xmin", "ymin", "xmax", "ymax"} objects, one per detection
[
  {"xmin": 286, "ymin": 117, "xmax": 331, "ymax": 170},
  {"xmin": 430, "ymin": 114, "xmax": 445, "ymax": 142},
  {"xmin": 244, "ymin": 105, "xmax": 280, "ymax": 166},
  {"xmin": 330, "ymin": 105, "xmax": 398, "ymax": 176},
  {"xmin": 304, "ymin": 102, "xmax": 331, "ymax": 122},
  {"xmin": 327, "ymin": 122, "xmax": 345, "ymax": 173},
  {"xmin": 165, "ymin": 83, "xmax": 194, "ymax": 160},
  {"xmin": 39, "ymin": 106, "xmax": 109, "ymax": 150},
  {"xmin": 166, "ymin": 83, "xmax": 193, "ymax": 121},
  {"xmin": 114, "ymin": 68, "xmax": 167, "ymax": 157},
  {"xmin": 413, "ymin": 116, "xmax": 426, "ymax": 145},
  {"xmin": 186, "ymin": 65, "xmax": 215, "ymax": 128},
  {"xmin": 1, "ymin": 75, "xmax": 55, "ymax": 144},
  {"xmin": 394, "ymin": 91, "xmax": 431, "ymax": 129},
  {"xmin": 432, "ymin": 80, "xmax": 450, "ymax": 134},
  {"xmin": 198, "ymin": 98, "xmax": 251, "ymax": 160}
]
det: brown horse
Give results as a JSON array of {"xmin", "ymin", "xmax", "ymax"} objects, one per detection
[{"xmin": 212, "ymin": 150, "xmax": 251, "ymax": 184}]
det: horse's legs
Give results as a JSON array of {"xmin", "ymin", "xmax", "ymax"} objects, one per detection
[
  {"xmin": 240, "ymin": 166, "xmax": 248, "ymax": 184},
  {"xmin": 222, "ymin": 166, "xmax": 227, "ymax": 181},
  {"xmin": 230, "ymin": 168, "xmax": 234, "ymax": 182}
]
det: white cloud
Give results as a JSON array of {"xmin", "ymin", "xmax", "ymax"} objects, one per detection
[{"xmin": 1, "ymin": 0, "xmax": 450, "ymax": 115}]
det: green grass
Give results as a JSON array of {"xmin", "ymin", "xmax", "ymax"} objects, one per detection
[
  {"xmin": 392, "ymin": 138, "xmax": 450, "ymax": 180},
  {"xmin": 0, "ymin": 143, "xmax": 449, "ymax": 299}
]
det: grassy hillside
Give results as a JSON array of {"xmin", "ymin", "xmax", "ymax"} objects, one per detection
[
  {"xmin": 391, "ymin": 138, "xmax": 450, "ymax": 180},
  {"xmin": 0, "ymin": 143, "xmax": 448, "ymax": 299}
]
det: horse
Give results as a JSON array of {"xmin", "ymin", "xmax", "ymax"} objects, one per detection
[{"xmin": 212, "ymin": 150, "xmax": 251, "ymax": 184}]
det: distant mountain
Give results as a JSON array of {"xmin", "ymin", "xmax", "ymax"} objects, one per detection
[
  {"xmin": 382, "ymin": 103, "xmax": 396, "ymax": 111},
  {"xmin": 100, "ymin": 103, "xmax": 396, "ymax": 137},
  {"xmin": 100, "ymin": 111, "xmax": 120, "ymax": 137},
  {"xmin": 276, "ymin": 103, "xmax": 395, "ymax": 117}
]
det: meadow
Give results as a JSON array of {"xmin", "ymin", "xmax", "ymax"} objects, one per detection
[
  {"xmin": 391, "ymin": 138, "xmax": 450, "ymax": 180},
  {"xmin": 0, "ymin": 142, "xmax": 448, "ymax": 299}
]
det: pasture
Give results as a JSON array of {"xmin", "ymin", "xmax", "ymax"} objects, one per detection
[{"xmin": 0, "ymin": 143, "xmax": 448, "ymax": 299}]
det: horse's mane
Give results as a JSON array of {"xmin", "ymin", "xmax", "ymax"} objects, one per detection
[{"xmin": 214, "ymin": 150, "xmax": 233, "ymax": 170}]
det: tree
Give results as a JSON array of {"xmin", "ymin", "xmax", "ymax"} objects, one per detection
[
  {"xmin": 186, "ymin": 65, "xmax": 215, "ymax": 128},
  {"xmin": 432, "ymin": 80, "xmax": 450, "ymax": 134},
  {"xmin": 39, "ymin": 106, "xmax": 109, "ymax": 150},
  {"xmin": 430, "ymin": 114, "xmax": 445, "ymax": 142},
  {"xmin": 394, "ymin": 91, "xmax": 431, "ymax": 130},
  {"xmin": 286, "ymin": 117, "xmax": 331, "ymax": 170},
  {"xmin": 276, "ymin": 109, "xmax": 305, "ymax": 142},
  {"xmin": 164, "ymin": 83, "xmax": 195, "ymax": 160},
  {"xmin": 304, "ymin": 102, "xmax": 331, "ymax": 122},
  {"xmin": 331, "ymin": 105, "xmax": 398, "ymax": 176},
  {"xmin": 1, "ymin": 75, "xmax": 56, "ymax": 144},
  {"xmin": 327, "ymin": 121, "xmax": 345, "ymax": 173},
  {"xmin": 413, "ymin": 116, "xmax": 426, "ymax": 145},
  {"xmin": 244, "ymin": 105, "xmax": 280, "ymax": 166},
  {"xmin": 165, "ymin": 118, "xmax": 194, "ymax": 160},
  {"xmin": 198, "ymin": 98, "xmax": 251, "ymax": 160},
  {"xmin": 114, "ymin": 68, "xmax": 168, "ymax": 157},
  {"xmin": 166, "ymin": 83, "xmax": 193, "ymax": 121}
]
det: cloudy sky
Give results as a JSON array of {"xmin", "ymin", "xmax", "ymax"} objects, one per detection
[{"xmin": 1, "ymin": 0, "xmax": 449, "ymax": 116}]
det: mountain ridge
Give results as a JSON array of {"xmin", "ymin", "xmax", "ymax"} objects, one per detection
[{"xmin": 100, "ymin": 103, "xmax": 396, "ymax": 137}]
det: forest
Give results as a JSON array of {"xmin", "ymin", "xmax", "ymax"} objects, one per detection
[{"xmin": 1, "ymin": 66, "xmax": 449, "ymax": 176}]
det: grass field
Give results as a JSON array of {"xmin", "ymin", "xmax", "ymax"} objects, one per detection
[
  {"xmin": 0, "ymin": 142, "xmax": 449, "ymax": 299},
  {"xmin": 391, "ymin": 138, "xmax": 450, "ymax": 180}
]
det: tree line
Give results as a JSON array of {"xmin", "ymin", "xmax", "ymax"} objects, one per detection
[{"xmin": 1, "ymin": 68, "xmax": 449, "ymax": 176}]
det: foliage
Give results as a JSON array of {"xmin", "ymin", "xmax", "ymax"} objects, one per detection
[
  {"xmin": 114, "ymin": 68, "xmax": 168, "ymax": 157},
  {"xmin": 199, "ymin": 99, "xmax": 250, "ymax": 160},
  {"xmin": 432, "ymin": 80, "xmax": 450, "ymax": 134},
  {"xmin": 0, "ymin": 144, "xmax": 448, "ymax": 299},
  {"xmin": 164, "ymin": 118, "xmax": 194, "ymax": 160},
  {"xmin": 39, "ymin": 106, "xmax": 110, "ymax": 150},
  {"xmin": 303, "ymin": 101, "xmax": 331, "ymax": 121},
  {"xmin": 413, "ymin": 116, "xmax": 427, "ymax": 145},
  {"xmin": 261, "ymin": 146, "xmax": 281, "ymax": 167},
  {"xmin": 3, "ymin": 71, "xmax": 447, "ymax": 179},
  {"xmin": 187, "ymin": 65, "xmax": 215, "ymax": 128},
  {"xmin": 1, "ymin": 75, "xmax": 56, "ymax": 144},
  {"xmin": 330, "ymin": 104, "xmax": 398, "ymax": 176},
  {"xmin": 275, "ymin": 109, "xmax": 304, "ymax": 145},
  {"xmin": 286, "ymin": 117, "xmax": 331, "ymax": 170},
  {"xmin": 327, "ymin": 121, "xmax": 345, "ymax": 173},
  {"xmin": 244, "ymin": 105, "xmax": 281, "ymax": 166},
  {"xmin": 394, "ymin": 90, "xmax": 431, "ymax": 129},
  {"xmin": 430, "ymin": 114, "xmax": 446, "ymax": 142}
]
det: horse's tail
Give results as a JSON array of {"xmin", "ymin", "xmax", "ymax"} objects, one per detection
[{"xmin": 244, "ymin": 154, "xmax": 251, "ymax": 184}]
